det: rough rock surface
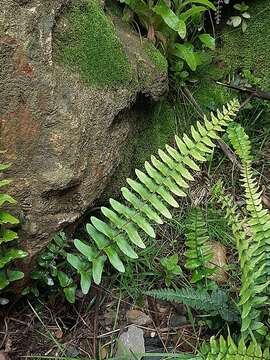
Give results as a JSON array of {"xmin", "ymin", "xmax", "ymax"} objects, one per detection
[{"xmin": 0, "ymin": 0, "xmax": 168, "ymax": 268}]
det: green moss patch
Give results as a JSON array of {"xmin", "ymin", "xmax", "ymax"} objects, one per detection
[
  {"xmin": 54, "ymin": 0, "xmax": 135, "ymax": 88},
  {"xmin": 219, "ymin": 0, "xmax": 270, "ymax": 91}
]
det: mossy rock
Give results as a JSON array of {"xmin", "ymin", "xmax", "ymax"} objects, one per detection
[{"xmin": 54, "ymin": 0, "xmax": 135, "ymax": 88}]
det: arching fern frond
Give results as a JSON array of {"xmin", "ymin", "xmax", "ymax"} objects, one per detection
[
  {"xmin": 67, "ymin": 99, "xmax": 240, "ymax": 293},
  {"xmin": 213, "ymin": 180, "xmax": 268, "ymax": 340},
  {"xmin": 228, "ymin": 124, "xmax": 270, "ymax": 336},
  {"xmin": 185, "ymin": 208, "xmax": 213, "ymax": 283}
]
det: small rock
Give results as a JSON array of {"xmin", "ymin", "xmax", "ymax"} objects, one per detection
[
  {"xmin": 126, "ymin": 309, "xmax": 152, "ymax": 326},
  {"xmin": 116, "ymin": 325, "xmax": 145, "ymax": 360},
  {"xmin": 169, "ymin": 314, "xmax": 188, "ymax": 328},
  {"xmin": 206, "ymin": 241, "xmax": 228, "ymax": 284},
  {"xmin": 66, "ymin": 346, "xmax": 80, "ymax": 357}
]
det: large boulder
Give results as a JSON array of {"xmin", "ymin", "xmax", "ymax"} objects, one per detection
[{"xmin": 0, "ymin": 0, "xmax": 168, "ymax": 269}]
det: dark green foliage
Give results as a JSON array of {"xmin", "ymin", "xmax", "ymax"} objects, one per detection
[
  {"xmin": 145, "ymin": 287, "xmax": 238, "ymax": 322},
  {"xmin": 28, "ymin": 232, "xmax": 77, "ymax": 304},
  {"xmin": 184, "ymin": 208, "xmax": 214, "ymax": 283},
  {"xmin": 0, "ymin": 157, "xmax": 27, "ymax": 299}
]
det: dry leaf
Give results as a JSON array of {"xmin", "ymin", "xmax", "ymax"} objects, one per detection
[{"xmin": 126, "ymin": 309, "xmax": 152, "ymax": 326}]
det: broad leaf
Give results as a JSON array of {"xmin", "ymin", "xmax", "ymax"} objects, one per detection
[
  {"xmin": 64, "ymin": 285, "xmax": 76, "ymax": 304},
  {"xmin": 174, "ymin": 43, "xmax": 198, "ymax": 71},
  {"xmin": 0, "ymin": 211, "xmax": 19, "ymax": 225},
  {"xmin": 92, "ymin": 255, "xmax": 107, "ymax": 284},
  {"xmin": 74, "ymin": 239, "xmax": 98, "ymax": 261},
  {"xmin": 80, "ymin": 270, "xmax": 92, "ymax": 294},
  {"xmin": 198, "ymin": 34, "xmax": 215, "ymax": 50}
]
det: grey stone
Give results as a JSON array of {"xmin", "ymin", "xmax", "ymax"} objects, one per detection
[
  {"xmin": 0, "ymin": 0, "xmax": 168, "ymax": 279},
  {"xmin": 116, "ymin": 325, "xmax": 145, "ymax": 360},
  {"xmin": 169, "ymin": 314, "xmax": 188, "ymax": 328}
]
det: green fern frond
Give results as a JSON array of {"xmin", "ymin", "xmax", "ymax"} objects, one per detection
[
  {"xmin": 67, "ymin": 99, "xmax": 240, "ymax": 293},
  {"xmin": 200, "ymin": 335, "xmax": 269, "ymax": 359},
  {"xmin": 145, "ymin": 287, "xmax": 238, "ymax": 321},
  {"xmin": 213, "ymin": 180, "xmax": 267, "ymax": 339},
  {"xmin": 227, "ymin": 123, "xmax": 270, "ymax": 339},
  {"xmin": 185, "ymin": 208, "xmax": 213, "ymax": 283}
]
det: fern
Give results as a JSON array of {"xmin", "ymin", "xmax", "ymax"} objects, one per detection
[
  {"xmin": 0, "ymin": 155, "xmax": 28, "ymax": 296},
  {"xmin": 200, "ymin": 335, "xmax": 269, "ymax": 359},
  {"xmin": 145, "ymin": 287, "xmax": 238, "ymax": 322},
  {"xmin": 67, "ymin": 99, "xmax": 240, "ymax": 294},
  {"xmin": 185, "ymin": 208, "xmax": 213, "ymax": 283},
  {"xmin": 226, "ymin": 123, "xmax": 270, "ymax": 339}
]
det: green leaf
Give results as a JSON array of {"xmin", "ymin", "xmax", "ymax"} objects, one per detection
[
  {"xmin": 0, "ymin": 248, "xmax": 28, "ymax": 268},
  {"xmin": 0, "ymin": 194, "xmax": 16, "ymax": 206},
  {"xmin": 0, "ymin": 211, "xmax": 19, "ymax": 225},
  {"xmin": 104, "ymin": 246, "xmax": 125, "ymax": 273},
  {"xmin": 153, "ymin": 1, "xmax": 186, "ymax": 39},
  {"xmin": 92, "ymin": 255, "xmax": 107, "ymax": 284},
  {"xmin": 80, "ymin": 271, "xmax": 92, "ymax": 294},
  {"xmin": 198, "ymin": 34, "xmax": 215, "ymax": 50},
  {"xmin": 57, "ymin": 271, "xmax": 72, "ymax": 288},
  {"xmin": 67, "ymin": 253, "xmax": 86, "ymax": 272},
  {"xmin": 0, "ymin": 179, "xmax": 12, "ymax": 188},
  {"xmin": 179, "ymin": 6, "xmax": 207, "ymax": 22},
  {"xmin": 0, "ymin": 229, "xmax": 18, "ymax": 244},
  {"xmin": 0, "ymin": 163, "xmax": 12, "ymax": 171},
  {"xmin": 174, "ymin": 43, "xmax": 198, "ymax": 71},
  {"xmin": 0, "ymin": 271, "xmax": 9, "ymax": 290},
  {"xmin": 179, "ymin": 0, "xmax": 215, "ymax": 11},
  {"xmin": 74, "ymin": 239, "xmax": 98, "ymax": 261},
  {"xmin": 7, "ymin": 270, "xmax": 24, "ymax": 282},
  {"xmin": 64, "ymin": 285, "xmax": 76, "ymax": 304}
]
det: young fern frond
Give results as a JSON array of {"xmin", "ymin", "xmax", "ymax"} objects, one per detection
[
  {"xmin": 185, "ymin": 208, "xmax": 213, "ymax": 283},
  {"xmin": 67, "ymin": 99, "xmax": 240, "ymax": 293},
  {"xmin": 200, "ymin": 335, "xmax": 269, "ymax": 360},
  {"xmin": 213, "ymin": 180, "xmax": 268, "ymax": 339}
]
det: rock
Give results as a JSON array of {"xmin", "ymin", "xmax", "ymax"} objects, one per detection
[
  {"xmin": 169, "ymin": 314, "xmax": 188, "ymax": 328},
  {"xmin": 0, "ymin": 352, "xmax": 10, "ymax": 360},
  {"xmin": 116, "ymin": 325, "xmax": 145, "ymax": 360},
  {"xmin": 126, "ymin": 309, "xmax": 152, "ymax": 326},
  {"xmin": 0, "ymin": 0, "xmax": 168, "ymax": 277},
  {"xmin": 206, "ymin": 241, "xmax": 228, "ymax": 284}
]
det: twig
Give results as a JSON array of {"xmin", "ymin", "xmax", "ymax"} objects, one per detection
[{"xmin": 216, "ymin": 81, "xmax": 270, "ymax": 101}]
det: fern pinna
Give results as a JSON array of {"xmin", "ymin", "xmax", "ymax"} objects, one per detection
[
  {"xmin": 226, "ymin": 123, "xmax": 270, "ymax": 340},
  {"xmin": 66, "ymin": 99, "xmax": 240, "ymax": 296},
  {"xmin": 185, "ymin": 208, "xmax": 213, "ymax": 283}
]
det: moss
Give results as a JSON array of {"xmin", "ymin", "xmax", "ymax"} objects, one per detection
[
  {"xmin": 143, "ymin": 41, "xmax": 168, "ymax": 74},
  {"xmin": 101, "ymin": 98, "xmax": 177, "ymax": 200},
  {"xmin": 54, "ymin": 0, "xmax": 135, "ymax": 88},
  {"xmin": 219, "ymin": 0, "xmax": 270, "ymax": 91}
]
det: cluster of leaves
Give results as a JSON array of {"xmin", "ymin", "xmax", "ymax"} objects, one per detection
[
  {"xmin": 120, "ymin": 0, "xmax": 216, "ymax": 84},
  {"xmin": 226, "ymin": 2, "xmax": 250, "ymax": 33},
  {"xmin": 160, "ymin": 253, "xmax": 182, "ymax": 286},
  {"xmin": 0, "ymin": 156, "xmax": 27, "ymax": 304},
  {"xmin": 24, "ymin": 232, "xmax": 77, "ymax": 303}
]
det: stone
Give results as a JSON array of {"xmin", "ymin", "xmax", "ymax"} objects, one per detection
[
  {"xmin": 169, "ymin": 314, "xmax": 188, "ymax": 328},
  {"xmin": 126, "ymin": 309, "xmax": 152, "ymax": 326},
  {"xmin": 116, "ymin": 325, "xmax": 145, "ymax": 360},
  {"xmin": 0, "ymin": 0, "xmax": 168, "ymax": 278}
]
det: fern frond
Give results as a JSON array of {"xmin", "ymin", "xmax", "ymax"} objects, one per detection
[
  {"xmin": 220, "ymin": 122, "xmax": 270, "ymax": 339},
  {"xmin": 201, "ymin": 335, "xmax": 269, "ymax": 359},
  {"xmin": 67, "ymin": 99, "xmax": 240, "ymax": 292},
  {"xmin": 213, "ymin": 180, "xmax": 267, "ymax": 339},
  {"xmin": 145, "ymin": 287, "xmax": 238, "ymax": 321},
  {"xmin": 185, "ymin": 208, "xmax": 213, "ymax": 283}
]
